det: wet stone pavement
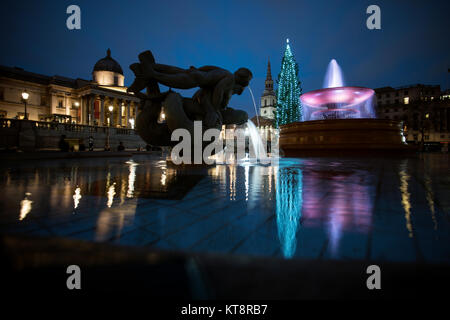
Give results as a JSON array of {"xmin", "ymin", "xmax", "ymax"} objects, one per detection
[{"xmin": 0, "ymin": 153, "xmax": 449, "ymax": 264}]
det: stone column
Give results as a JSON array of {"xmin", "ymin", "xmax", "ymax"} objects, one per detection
[
  {"xmin": 65, "ymin": 96, "xmax": 70, "ymax": 117},
  {"xmin": 85, "ymin": 96, "xmax": 91, "ymax": 125},
  {"xmin": 100, "ymin": 96, "xmax": 105, "ymax": 126},
  {"xmin": 81, "ymin": 96, "xmax": 86, "ymax": 125},
  {"xmin": 134, "ymin": 102, "xmax": 138, "ymax": 122},
  {"xmin": 90, "ymin": 95, "xmax": 95, "ymax": 126},
  {"xmin": 126, "ymin": 100, "xmax": 131, "ymax": 128},
  {"xmin": 117, "ymin": 99, "xmax": 123, "ymax": 127}
]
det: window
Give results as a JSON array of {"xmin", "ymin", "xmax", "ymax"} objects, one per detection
[
  {"xmin": 404, "ymin": 90, "xmax": 408, "ymax": 95},
  {"xmin": 395, "ymin": 100, "xmax": 399, "ymax": 105},
  {"xmin": 385, "ymin": 109, "xmax": 389, "ymax": 113},
  {"xmin": 0, "ymin": 87, "xmax": 4, "ymax": 100},
  {"xmin": 17, "ymin": 112, "xmax": 28, "ymax": 119},
  {"xmin": 57, "ymin": 99, "xmax": 64, "ymax": 108},
  {"xmin": 394, "ymin": 108, "xmax": 398, "ymax": 112},
  {"xmin": 386, "ymin": 93, "xmax": 390, "ymax": 98},
  {"xmin": 40, "ymin": 94, "xmax": 47, "ymax": 106},
  {"xmin": 0, "ymin": 110, "xmax": 7, "ymax": 118},
  {"xmin": 413, "ymin": 134, "xmax": 418, "ymax": 140},
  {"xmin": 395, "ymin": 92, "xmax": 399, "ymax": 97},
  {"xmin": 424, "ymin": 135, "xmax": 429, "ymax": 140},
  {"xmin": 114, "ymin": 75, "xmax": 119, "ymax": 86},
  {"xmin": 403, "ymin": 97, "xmax": 409, "ymax": 104}
]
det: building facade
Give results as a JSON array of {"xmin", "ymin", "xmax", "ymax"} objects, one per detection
[
  {"xmin": 375, "ymin": 84, "xmax": 450, "ymax": 149},
  {"xmin": 0, "ymin": 49, "xmax": 139, "ymax": 128}
]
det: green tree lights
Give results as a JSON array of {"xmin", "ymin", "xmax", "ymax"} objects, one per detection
[{"xmin": 275, "ymin": 39, "xmax": 302, "ymax": 127}]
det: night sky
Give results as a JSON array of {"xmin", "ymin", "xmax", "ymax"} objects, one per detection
[{"xmin": 1, "ymin": 0, "xmax": 449, "ymax": 117}]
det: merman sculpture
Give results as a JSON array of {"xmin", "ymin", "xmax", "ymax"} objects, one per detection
[{"xmin": 127, "ymin": 50, "xmax": 252, "ymax": 149}]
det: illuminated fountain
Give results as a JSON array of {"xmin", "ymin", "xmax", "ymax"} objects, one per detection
[
  {"xmin": 302, "ymin": 59, "xmax": 375, "ymax": 121},
  {"xmin": 280, "ymin": 59, "xmax": 414, "ymax": 156}
]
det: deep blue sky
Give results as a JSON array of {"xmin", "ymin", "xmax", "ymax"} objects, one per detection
[{"xmin": 1, "ymin": 0, "xmax": 449, "ymax": 117}]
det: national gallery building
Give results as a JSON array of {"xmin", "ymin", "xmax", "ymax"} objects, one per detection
[{"xmin": 0, "ymin": 49, "xmax": 139, "ymax": 128}]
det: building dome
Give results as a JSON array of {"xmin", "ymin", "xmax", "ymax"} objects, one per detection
[
  {"xmin": 92, "ymin": 49, "xmax": 125, "ymax": 86},
  {"xmin": 93, "ymin": 49, "xmax": 123, "ymax": 75}
]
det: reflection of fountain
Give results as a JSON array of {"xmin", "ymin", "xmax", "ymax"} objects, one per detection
[
  {"xmin": 300, "ymin": 161, "xmax": 374, "ymax": 257},
  {"xmin": 275, "ymin": 166, "xmax": 303, "ymax": 258},
  {"xmin": 280, "ymin": 59, "xmax": 413, "ymax": 155}
]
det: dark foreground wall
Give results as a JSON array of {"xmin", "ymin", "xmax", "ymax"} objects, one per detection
[{"xmin": 1, "ymin": 233, "xmax": 448, "ymax": 300}]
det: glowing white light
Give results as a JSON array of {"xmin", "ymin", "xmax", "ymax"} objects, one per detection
[
  {"xmin": 73, "ymin": 187, "xmax": 81, "ymax": 209},
  {"xmin": 160, "ymin": 171, "xmax": 167, "ymax": 186},
  {"xmin": 19, "ymin": 192, "xmax": 32, "ymax": 221},
  {"xmin": 126, "ymin": 160, "xmax": 138, "ymax": 198},
  {"xmin": 107, "ymin": 183, "xmax": 116, "ymax": 207}
]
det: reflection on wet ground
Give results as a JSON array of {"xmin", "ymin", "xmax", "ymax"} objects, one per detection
[{"xmin": 0, "ymin": 154, "xmax": 449, "ymax": 263}]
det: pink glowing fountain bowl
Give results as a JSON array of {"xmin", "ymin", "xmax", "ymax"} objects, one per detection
[
  {"xmin": 300, "ymin": 86, "xmax": 376, "ymax": 121},
  {"xmin": 300, "ymin": 59, "xmax": 376, "ymax": 121}
]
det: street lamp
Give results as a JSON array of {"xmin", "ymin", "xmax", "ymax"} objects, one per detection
[
  {"xmin": 108, "ymin": 105, "xmax": 114, "ymax": 127},
  {"xmin": 21, "ymin": 91, "xmax": 29, "ymax": 120}
]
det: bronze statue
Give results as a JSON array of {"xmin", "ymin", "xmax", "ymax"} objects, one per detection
[{"xmin": 127, "ymin": 50, "xmax": 252, "ymax": 147}]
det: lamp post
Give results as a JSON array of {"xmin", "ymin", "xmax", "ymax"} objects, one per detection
[
  {"xmin": 105, "ymin": 105, "xmax": 114, "ymax": 151},
  {"xmin": 74, "ymin": 102, "xmax": 80, "ymax": 123},
  {"xmin": 108, "ymin": 105, "xmax": 114, "ymax": 127},
  {"xmin": 21, "ymin": 91, "xmax": 29, "ymax": 120}
]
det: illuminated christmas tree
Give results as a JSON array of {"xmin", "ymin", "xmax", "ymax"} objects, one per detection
[{"xmin": 274, "ymin": 39, "xmax": 302, "ymax": 127}]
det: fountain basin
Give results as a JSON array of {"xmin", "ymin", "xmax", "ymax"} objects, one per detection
[{"xmin": 279, "ymin": 118, "xmax": 416, "ymax": 156}]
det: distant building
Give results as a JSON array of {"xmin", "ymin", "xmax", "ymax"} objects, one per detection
[
  {"xmin": 250, "ymin": 59, "xmax": 277, "ymax": 143},
  {"xmin": 260, "ymin": 59, "xmax": 277, "ymax": 119},
  {"xmin": 375, "ymin": 84, "xmax": 450, "ymax": 149},
  {"xmin": 0, "ymin": 49, "xmax": 139, "ymax": 127}
]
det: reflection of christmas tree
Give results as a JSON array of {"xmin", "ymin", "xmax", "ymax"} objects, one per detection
[
  {"xmin": 275, "ymin": 166, "xmax": 303, "ymax": 258},
  {"xmin": 274, "ymin": 39, "xmax": 302, "ymax": 128}
]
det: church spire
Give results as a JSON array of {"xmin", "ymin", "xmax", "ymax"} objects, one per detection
[
  {"xmin": 266, "ymin": 58, "xmax": 272, "ymax": 81},
  {"xmin": 264, "ymin": 58, "xmax": 274, "ymax": 94}
]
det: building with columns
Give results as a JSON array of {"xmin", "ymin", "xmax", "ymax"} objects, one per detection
[{"xmin": 0, "ymin": 49, "xmax": 139, "ymax": 128}]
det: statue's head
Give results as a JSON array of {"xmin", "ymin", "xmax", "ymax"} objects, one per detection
[{"xmin": 233, "ymin": 68, "xmax": 253, "ymax": 95}]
